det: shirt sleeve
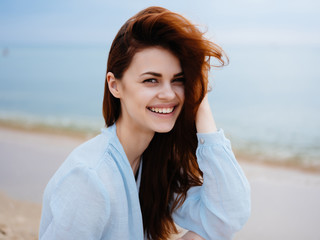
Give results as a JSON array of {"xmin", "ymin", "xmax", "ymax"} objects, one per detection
[
  {"xmin": 172, "ymin": 129, "xmax": 251, "ymax": 240},
  {"xmin": 40, "ymin": 166, "xmax": 111, "ymax": 240}
]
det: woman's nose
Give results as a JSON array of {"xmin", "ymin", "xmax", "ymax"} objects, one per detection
[{"xmin": 157, "ymin": 83, "xmax": 175, "ymax": 100}]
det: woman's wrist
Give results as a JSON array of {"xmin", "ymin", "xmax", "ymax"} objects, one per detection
[{"xmin": 195, "ymin": 95, "xmax": 218, "ymax": 133}]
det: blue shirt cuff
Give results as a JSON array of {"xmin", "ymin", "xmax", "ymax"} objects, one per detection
[{"xmin": 196, "ymin": 128, "xmax": 230, "ymax": 146}]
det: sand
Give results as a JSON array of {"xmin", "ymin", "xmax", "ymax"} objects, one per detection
[{"xmin": 1, "ymin": 125, "xmax": 320, "ymax": 240}]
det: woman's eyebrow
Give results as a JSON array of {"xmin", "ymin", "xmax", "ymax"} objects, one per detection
[
  {"xmin": 140, "ymin": 71, "xmax": 184, "ymax": 77},
  {"xmin": 140, "ymin": 72, "xmax": 162, "ymax": 77},
  {"xmin": 174, "ymin": 72, "xmax": 184, "ymax": 77}
]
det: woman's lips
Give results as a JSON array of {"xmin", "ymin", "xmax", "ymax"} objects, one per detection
[
  {"xmin": 147, "ymin": 106, "xmax": 175, "ymax": 114},
  {"xmin": 146, "ymin": 104, "xmax": 178, "ymax": 114}
]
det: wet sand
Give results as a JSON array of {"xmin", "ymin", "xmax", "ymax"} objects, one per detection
[{"xmin": 1, "ymin": 125, "xmax": 320, "ymax": 239}]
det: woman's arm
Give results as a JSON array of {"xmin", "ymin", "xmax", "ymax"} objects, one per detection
[
  {"xmin": 173, "ymin": 94, "xmax": 251, "ymax": 240},
  {"xmin": 176, "ymin": 96, "xmax": 213, "ymax": 240},
  {"xmin": 39, "ymin": 167, "xmax": 110, "ymax": 239}
]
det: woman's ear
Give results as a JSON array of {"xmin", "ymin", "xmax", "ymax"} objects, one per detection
[{"xmin": 107, "ymin": 72, "xmax": 121, "ymax": 98}]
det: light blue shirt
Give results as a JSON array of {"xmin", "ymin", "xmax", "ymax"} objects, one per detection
[{"xmin": 39, "ymin": 124, "xmax": 250, "ymax": 239}]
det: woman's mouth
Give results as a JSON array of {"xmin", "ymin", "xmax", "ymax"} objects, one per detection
[{"xmin": 147, "ymin": 106, "xmax": 175, "ymax": 114}]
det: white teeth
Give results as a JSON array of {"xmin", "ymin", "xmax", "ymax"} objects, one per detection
[{"xmin": 149, "ymin": 107, "xmax": 174, "ymax": 114}]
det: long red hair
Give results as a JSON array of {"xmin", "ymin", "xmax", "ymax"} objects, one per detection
[{"xmin": 103, "ymin": 6, "xmax": 227, "ymax": 240}]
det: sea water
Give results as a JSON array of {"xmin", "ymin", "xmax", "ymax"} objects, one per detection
[{"xmin": 0, "ymin": 44, "xmax": 319, "ymax": 167}]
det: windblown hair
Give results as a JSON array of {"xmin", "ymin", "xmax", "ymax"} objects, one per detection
[{"xmin": 103, "ymin": 6, "xmax": 227, "ymax": 240}]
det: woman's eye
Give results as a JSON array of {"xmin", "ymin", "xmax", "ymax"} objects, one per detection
[
  {"xmin": 172, "ymin": 77, "xmax": 185, "ymax": 84},
  {"xmin": 143, "ymin": 78, "xmax": 158, "ymax": 83}
]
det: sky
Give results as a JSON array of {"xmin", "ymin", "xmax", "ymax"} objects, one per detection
[{"xmin": 0, "ymin": 0, "xmax": 320, "ymax": 46}]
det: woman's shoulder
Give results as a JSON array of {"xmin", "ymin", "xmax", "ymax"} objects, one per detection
[
  {"xmin": 68, "ymin": 125, "xmax": 118, "ymax": 165},
  {"xmin": 50, "ymin": 126, "xmax": 119, "ymax": 183},
  {"xmin": 43, "ymin": 126, "xmax": 120, "ymax": 198},
  {"xmin": 69, "ymin": 133, "xmax": 110, "ymax": 166}
]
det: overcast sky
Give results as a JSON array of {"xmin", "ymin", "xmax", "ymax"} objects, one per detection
[{"xmin": 1, "ymin": 0, "xmax": 319, "ymax": 46}]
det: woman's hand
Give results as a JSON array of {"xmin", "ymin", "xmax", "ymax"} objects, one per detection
[
  {"xmin": 176, "ymin": 230, "xmax": 205, "ymax": 240},
  {"xmin": 195, "ymin": 94, "xmax": 217, "ymax": 133}
]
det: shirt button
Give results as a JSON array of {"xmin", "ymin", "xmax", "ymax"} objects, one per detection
[{"xmin": 200, "ymin": 138, "xmax": 205, "ymax": 144}]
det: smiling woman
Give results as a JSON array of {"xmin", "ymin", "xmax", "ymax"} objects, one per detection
[
  {"xmin": 107, "ymin": 47, "xmax": 185, "ymax": 135},
  {"xmin": 39, "ymin": 6, "xmax": 251, "ymax": 240}
]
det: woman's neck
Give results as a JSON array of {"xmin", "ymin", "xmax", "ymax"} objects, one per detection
[{"xmin": 115, "ymin": 117, "xmax": 154, "ymax": 175}]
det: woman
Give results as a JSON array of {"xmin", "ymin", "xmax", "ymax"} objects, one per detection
[{"xmin": 39, "ymin": 6, "xmax": 250, "ymax": 240}]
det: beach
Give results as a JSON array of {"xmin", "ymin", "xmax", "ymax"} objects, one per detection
[{"xmin": 1, "ymin": 125, "xmax": 320, "ymax": 239}]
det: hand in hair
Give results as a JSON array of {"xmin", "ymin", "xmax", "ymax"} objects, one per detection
[{"xmin": 195, "ymin": 94, "xmax": 218, "ymax": 134}]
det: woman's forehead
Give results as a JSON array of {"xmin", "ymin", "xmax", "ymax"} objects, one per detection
[{"xmin": 127, "ymin": 47, "xmax": 182, "ymax": 76}]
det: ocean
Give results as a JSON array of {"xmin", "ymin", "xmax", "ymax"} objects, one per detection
[{"xmin": 1, "ymin": 43, "xmax": 319, "ymax": 169}]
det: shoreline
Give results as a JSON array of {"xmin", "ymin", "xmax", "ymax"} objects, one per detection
[
  {"xmin": 236, "ymin": 153, "xmax": 320, "ymax": 174},
  {"xmin": 0, "ymin": 119, "xmax": 97, "ymax": 141},
  {"xmin": 1, "ymin": 120, "xmax": 319, "ymax": 174}
]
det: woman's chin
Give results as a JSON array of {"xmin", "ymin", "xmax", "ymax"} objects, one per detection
[{"xmin": 153, "ymin": 124, "xmax": 175, "ymax": 133}]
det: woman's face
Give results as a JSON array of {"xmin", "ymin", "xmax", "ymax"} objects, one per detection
[{"xmin": 112, "ymin": 47, "xmax": 185, "ymax": 135}]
